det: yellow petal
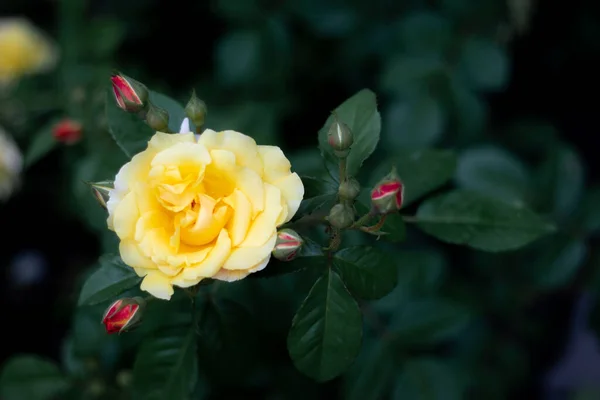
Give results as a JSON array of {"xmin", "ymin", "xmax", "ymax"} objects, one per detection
[
  {"xmin": 223, "ymin": 230, "xmax": 277, "ymax": 270},
  {"xmin": 238, "ymin": 183, "xmax": 281, "ymax": 247},
  {"xmin": 149, "ymin": 132, "xmax": 196, "ymax": 151},
  {"xmin": 183, "ymin": 229, "xmax": 231, "ymax": 279},
  {"xmin": 198, "ymin": 129, "xmax": 263, "ymax": 175},
  {"xmin": 135, "ymin": 210, "xmax": 171, "ymax": 242},
  {"xmin": 158, "ymin": 264, "xmax": 182, "ymax": 276},
  {"xmin": 214, "ymin": 254, "xmax": 271, "ymax": 281},
  {"xmin": 170, "ymin": 273, "xmax": 202, "ymax": 288},
  {"xmin": 140, "ymin": 271, "xmax": 174, "ymax": 300},
  {"xmin": 223, "ymin": 189, "xmax": 251, "ymax": 247},
  {"xmin": 113, "ymin": 191, "xmax": 139, "ymax": 240},
  {"xmin": 150, "ymin": 141, "xmax": 211, "ymax": 170},
  {"xmin": 120, "ymin": 240, "xmax": 156, "ymax": 270},
  {"xmin": 180, "ymin": 194, "xmax": 230, "ymax": 246},
  {"xmin": 258, "ymin": 145, "xmax": 291, "ymax": 183},
  {"xmin": 272, "ymin": 172, "xmax": 304, "ymax": 224}
]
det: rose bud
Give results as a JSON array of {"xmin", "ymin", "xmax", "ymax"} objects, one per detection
[
  {"xmin": 52, "ymin": 119, "xmax": 82, "ymax": 144},
  {"xmin": 184, "ymin": 90, "xmax": 207, "ymax": 131},
  {"xmin": 101, "ymin": 297, "xmax": 146, "ymax": 334},
  {"xmin": 328, "ymin": 203, "xmax": 355, "ymax": 229},
  {"xmin": 272, "ymin": 229, "xmax": 303, "ymax": 261},
  {"xmin": 327, "ymin": 117, "xmax": 353, "ymax": 158},
  {"xmin": 338, "ymin": 177, "xmax": 360, "ymax": 201},
  {"xmin": 370, "ymin": 166, "xmax": 404, "ymax": 214},
  {"xmin": 110, "ymin": 72, "xmax": 148, "ymax": 113},
  {"xmin": 145, "ymin": 102, "xmax": 170, "ymax": 132},
  {"xmin": 87, "ymin": 180, "xmax": 113, "ymax": 210}
]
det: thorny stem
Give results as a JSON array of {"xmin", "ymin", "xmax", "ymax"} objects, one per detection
[
  {"xmin": 351, "ymin": 209, "xmax": 376, "ymax": 229},
  {"xmin": 360, "ymin": 213, "xmax": 389, "ymax": 233}
]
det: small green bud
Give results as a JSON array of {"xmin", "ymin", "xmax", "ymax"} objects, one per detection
[
  {"xmin": 328, "ymin": 203, "xmax": 354, "ymax": 229},
  {"xmin": 327, "ymin": 116, "xmax": 353, "ymax": 157},
  {"xmin": 184, "ymin": 90, "xmax": 207, "ymax": 130},
  {"xmin": 338, "ymin": 177, "xmax": 360, "ymax": 201},
  {"xmin": 145, "ymin": 102, "xmax": 170, "ymax": 132}
]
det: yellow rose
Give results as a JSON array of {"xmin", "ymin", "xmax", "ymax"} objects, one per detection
[
  {"xmin": 0, "ymin": 18, "xmax": 57, "ymax": 85},
  {"xmin": 0, "ymin": 127, "xmax": 22, "ymax": 201},
  {"xmin": 107, "ymin": 125, "xmax": 304, "ymax": 300}
]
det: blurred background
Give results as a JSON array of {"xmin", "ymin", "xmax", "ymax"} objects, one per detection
[{"xmin": 2, "ymin": 0, "xmax": 600, "ymax": 399}]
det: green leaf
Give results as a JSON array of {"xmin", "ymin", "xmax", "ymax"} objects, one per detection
[
  {"xmin": 252, "ymin": 236, "xmax": 327, "ymax": 278},
  {"xmin": 133, "ymin": 326, "xmax": 197, "ymax": 400},
  {"xmin": 455, "ymin": 146, "xmax": 531, "ymax": 205},
  {"xmin": 390, "ymin": 299, "xmax": 471, "ymax": 346},
  {"xmin": 343, "ymin": 339, "xmax": 394, "ymax": 400},
  {"xmin": 392, "ymin": 357, "xmax": 464, "ymax": 400},
  {"xmin": 335, "ymin": 246, "xmax": 397, "ymax": 300},
  {"xmin": 196, "ymin": 299, "xmax": 256, "ymax": 383},
  {"xmin": 370, "ymin": 149, "xmax": 457, "ymax": 207},
  {"xmin": 458, "ymin": 37, "xmax": 509, "ymax": 91},
  {"xmin": 415, "ymin": 190, "xmax": 556, "ymax": 252},
  {"xmin": 148, "ymin": 91, "xmax": 187, "ymax": 133},
  {"xmin": 287, "ymin": 268, "xmax": 362, "ymax": 381},
  {"xmin": 105, "ymin": 88, "xmax": 154, "ymax": 158},
  {"xmin": 318, "ymin": 89, "xmax": 381, "ymax": 177},
  {"xmin": 296, "ymin": 176, "xmax": 338, "ymax": 216},
  {"xmin": 78, "ymin": 255, "xmax": 141, "ymax": 306},
  {"xmin": 24, "ymin": 122, "xmax": 59, "ymax": 168},
  {"xmin": 448, "ymin": 79, "xmax": 487, "ymax": 142},
  {"xmin": 384, "ymin": 94, "xmax": 445, "ymax": 149},
  {"xmin": 576, "ymin": 185, "xmax": 600, "ymax": 233},
  {"xmin": 0, "ymin": 355, "xmax": 68, "ymax": 400}
]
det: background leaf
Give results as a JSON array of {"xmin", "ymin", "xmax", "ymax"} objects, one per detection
[
  {"xmin": 287, "ymin": 268, "xmax": 362, "ymax": 381},
  {"xmin": 23, "ymin": 121, "xmax": 59, "ymax": 168},
  {"xmin": 335, "ymin": 246, "xmax": 397, "ymax": 300},
  {"xmin": 148, "ymin": 91, "xmax": 187, "ymax": 133},
  {"xmin": 415, "ymin": 190, "xmax": 556, "ymax": 251},
  {"xmin": 133, "ymin": 325, "xmax": 197, "ymax": 400},
  {"xmin": 0, "ymin": 355, "xmax": 68, "ymax": 400},
  {"xmin": 78, "ymin": 254, "xmax": 141, "ymax": 306},
  {"xmin": 318, "ymin": 89, "xmax": 381, "ymax": 177},
  {"xmin": 455, "ymin": 145, "xmax": 531, "ymax": 205},
  {"xmin": 392, "ymin": 357, "xmax": 464, "ymax": 400},
  {"xmin": 343, "ymin": 338, "xmax": 394, "ymax": 400}
]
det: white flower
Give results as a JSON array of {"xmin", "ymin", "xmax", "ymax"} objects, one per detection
[{"xmin": 0, "ymin": 127, "xmax": 22, "ymax": 200}]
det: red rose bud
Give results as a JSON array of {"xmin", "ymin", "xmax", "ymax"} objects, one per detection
[
  {"xmin": 101, "ymin": 297, "xmax": 146, "ymax": 334},
  {"xmin": 327, "ymin": 116, "xmax": 353, "ymax": 158},
  {"xmin": 145, "ymin": 102, "xmax": 170, "ymax": 132},
  {"xmin": 370, "ymin": 166, "xmax": 404, "ymax": 214},
  {"xmin": 272, "ymin": 229, "xmax": 303, "ymax": 261},
  {"xmin": 52, "ymin": 119, "xmax": 82, "ymax": 144},
  {"xmin": 87, "ymin": 180, "xmax": 113, "ymax": 210},
  {"xmin": 110, "ymin": 72, "xmax": 148, "ymax": 113}
]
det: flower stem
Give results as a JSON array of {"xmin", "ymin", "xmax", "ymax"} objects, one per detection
[
  {"xmin": 339, "ymin": 156, "xmax": 347, "ymax": 181},
  {"xmin": 361, "ymin": 213, "xmax": 389, "ymax": 233}
]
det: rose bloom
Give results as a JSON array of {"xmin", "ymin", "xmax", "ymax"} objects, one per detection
[
  {"xmin": 0, "ymin": 18, "xmax": 57, "ymax": 85},
  {"xmin": 107, "ymin": 119, "xmax": 304, "ymax": 300},
  {"xmin": 0, "ymin": 127, "xmax": 22, "ymax": 201}
]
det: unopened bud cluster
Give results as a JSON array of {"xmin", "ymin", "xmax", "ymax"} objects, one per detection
[{"xmin": 111, "ymin": 73, "xmax": 208, "ymax": 134}]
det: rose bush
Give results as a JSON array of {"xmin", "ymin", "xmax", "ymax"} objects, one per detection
[{"xmin": 106, "ymin": 120, "xmax": 304, "ymax": 299}]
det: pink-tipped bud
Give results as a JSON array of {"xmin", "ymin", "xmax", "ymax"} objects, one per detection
[
  {"xmin": 110, "ymin": 72, "xmax": 148, "ymax": 113},
  {"xmin": 101, "ymin": 297, "xmax": 146, "ymax": 334},
  {"xmin": 52, "ymin": 119, "xmax": 82, "ymax": 144},
  {"xmin": 272, "ymin": 229, "xmax": 303, "ymax": 261},
  {"xmin": 370, "ymin": 166, "xmax": 404, "ymax": 214}
]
